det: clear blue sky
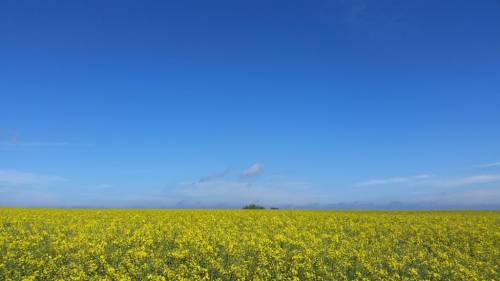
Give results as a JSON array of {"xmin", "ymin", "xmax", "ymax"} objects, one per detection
[{"xmin": 1, "ymin": 0, "xmax": 499, "ymax": 208}]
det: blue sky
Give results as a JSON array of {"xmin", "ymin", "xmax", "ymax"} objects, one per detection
[{"xmin": 1, "ymin": 0, "xmax": 499, "ymax": 208}]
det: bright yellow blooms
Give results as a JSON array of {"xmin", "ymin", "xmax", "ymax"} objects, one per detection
[{"xmin": 0, "ymin": 208, "xmax": 498, "ymax": 280}]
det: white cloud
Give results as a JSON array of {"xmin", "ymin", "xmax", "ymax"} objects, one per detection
[
  {"xmin": 354, "ymin": 174, "xmax": 433, "ymax": 187},
  {"xmin": 0, "ymin": 170, "xmax": 68, "ymax": 186},
  {"xmin": 0, "ymin": 189, "xmax": 60, "ymax": 207},
  {"xmin": 411, "ymin": 188, "xmax": 500, "ymax": 206},
  {"xmin": 439, "ymin": 189, "xmax": 500, "ymax": 205},
  {"xmin": 0, "ymin": 141, "xmax": 70, "ymax": 147},
  {"xmin": 175, "ymin": 178, "xmax": 315, "ymax": 207},
  {"xmin": 0, "ymin": 141, "xmax": 92, "ymax": 150},
  {"xmin": 432, "ymin": 174, "xmax": 500, "ymax": 188},
  {"xmin": 355, "ymin": 172, "xmax": 500, "ymax": 190},
  {"xmin": 93, "ymin": 183, "xmax": 113, "ymax": 189},
  {"xmin": 478, "ymin": 162, "xmax": 500, "ymax": 168},
  {"xmin": 198, "ymin": 170, "xmax": 228, "ymax": 183},
  {"xmin": 241, "ymin": 163, "xmax": 264, "ymax": 178}
]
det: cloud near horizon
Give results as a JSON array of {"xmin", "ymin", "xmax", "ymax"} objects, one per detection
[
  {"xmin": 411, "ymin": 188, "xmax": 500, "ymax": 207},
  {"xmin": 0, "ymin": 170, "xmax": 68, "ymax": 186},
  {"xmin": 432, "ymin": 174, "xmax": 500, "ymax": 188},
  {"xmin": 354, "ymin": 174, "xmax": 433, "ymax": 187},
  {"xmin": 355, "ymin": 173, "xmax": 500, "ymax": 189},
  {"xmin": 174, "ymin": 178, "xmax": 315, "ymax": 207},
  {"xmin": 166, "ymin": 164, "xmax": 316, "ymax": 207}
]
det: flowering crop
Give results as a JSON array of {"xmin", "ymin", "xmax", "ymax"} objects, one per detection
[{"xmin": 0, "ymin": 208, "xmax": 498, "ymax": 280}]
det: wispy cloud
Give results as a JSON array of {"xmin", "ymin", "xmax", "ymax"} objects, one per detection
[
  {"xmin": 161, "ymin": 168, "xmax": 318, "ymax": 207},
  {"xmin": 241, "ymin": 163, "xmax": 264, "ymax": 178},
  {"xmin": 0, "ymin": 170, "xmax": 68, "ymax": 186},
  {"xmin": 477, "ymin": 162, "xmax": 500, "ymax": 168},
  {"xmin": 0, "ymin": 141, "xmax": 71, "ymax": 147},
  {"xmin": 0, "ymin": 189, "xmax": 61, "ymax": 207},
  {"xmin": 354, "ymin": 174, "xmax": 433, "ymax": 187},
  {"xmin": 432, "ymin": 174, "xmax": 500, "ymax": 188},
  {"xmin": 0, "ymin": 130, "xmax": 76, "ymax": 147},
  {"xmin": 0, "ymin": 141, "xmax": 91, "ymax": 149},
  {"xmin": 439, "ymin": 188, "xmax": 500, "ymax": 205},
  {"xmin": 409, "ymin": 188, "xmax": 500, "ymax": 207},
  {"xmin": 198, "ymin": 170, "xmax": 229, "ymax": 184},
  {"xmin": 174, "ymin": 178, "xmax": 315, "ymax": 207},
  {"xmin": 355, "ymin": 172, "xmax": 500, "ymax": 189},
  {"xmin": 92, "ymin": 183, "xmax": 113, "ymax": 189}
]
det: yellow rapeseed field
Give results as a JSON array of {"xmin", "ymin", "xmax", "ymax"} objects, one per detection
[{"xmin": 0, "ymin": 208, "xmax": 498, "ymax": 281}]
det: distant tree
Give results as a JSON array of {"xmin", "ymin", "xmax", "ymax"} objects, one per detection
[
  {"xmin": 242, "ymin": 203, "xmax": 265, "ymax": 210},
  {"xmin": 270, "ymin": 207, "xmax": 279, "ymax": 210}
]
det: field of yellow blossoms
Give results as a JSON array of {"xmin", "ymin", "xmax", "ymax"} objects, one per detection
[{"xmin": 0, "ymin": 208, "xmax": 498, "ymax": 281}]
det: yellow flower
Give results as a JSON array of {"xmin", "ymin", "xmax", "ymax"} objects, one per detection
[{"xmin": 0, "ymin": 208, "xmax": 497, "ymax": 281}]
